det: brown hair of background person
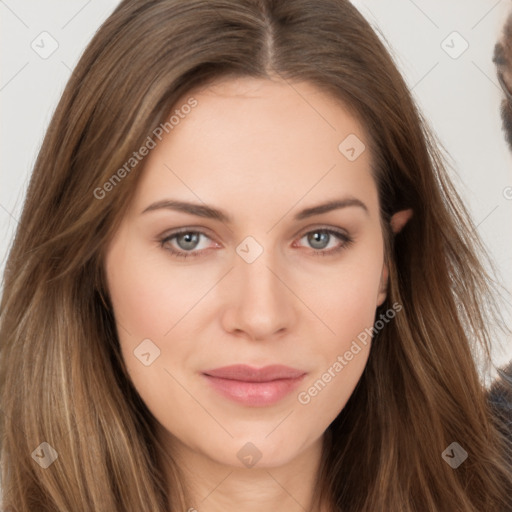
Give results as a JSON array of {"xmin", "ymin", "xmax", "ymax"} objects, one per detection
[{"xmin": 1, "ymin": 1, "xmax": 512, "ymax": 510}]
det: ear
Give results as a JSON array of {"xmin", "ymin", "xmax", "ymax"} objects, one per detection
[
  {"xmin": 377, "ymin": 209, "xmax": 413, "ymax": 306},
  {"xmin": 390, "ymin": 208, "xmax": 413, "ymax": 234}
]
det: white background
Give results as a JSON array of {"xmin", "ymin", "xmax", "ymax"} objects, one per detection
[{"xmin": 1, "ymin": 0, "xmax": 511, "ymax": 373}]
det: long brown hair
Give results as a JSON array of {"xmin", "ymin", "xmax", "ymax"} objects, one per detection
[{"xmin": 1, "ymin": 1, "xmax": 511, "ymax": 510}]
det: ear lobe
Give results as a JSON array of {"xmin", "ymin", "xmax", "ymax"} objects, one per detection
[
  {"xmin": 390, "ymin": 208, "xmax": 413, "ymax": 234},
  {"xmin": 377, "ymin": 262, "xmax": 388, "ymax": 307}
]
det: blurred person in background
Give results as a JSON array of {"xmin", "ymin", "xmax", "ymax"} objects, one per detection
[{"xmin": 489, "ymin": 9, "xmax": 512, "ymax": 453}]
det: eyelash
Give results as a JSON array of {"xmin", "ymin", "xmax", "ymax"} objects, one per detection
[{"xmin": 159, "ymin": 227, "xmax": 354, "ymax": 259}]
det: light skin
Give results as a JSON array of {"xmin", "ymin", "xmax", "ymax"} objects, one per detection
[{"xmin": 104, "ymin": 77, "xmax": 412, "ymax": 512}]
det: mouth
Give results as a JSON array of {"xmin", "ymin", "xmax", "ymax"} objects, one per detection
[{"xmin": 202, "ymin": 364, "xmax": 307, "ymax": 407}]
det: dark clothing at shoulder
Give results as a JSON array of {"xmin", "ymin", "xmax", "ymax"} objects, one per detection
[
  {"xmin": 486, "ymin": 363, "xmax": 512, "ymax": 511},
  {"xmin": 487, "ymin": 362, "xmax": 512, "ymax": 446}
]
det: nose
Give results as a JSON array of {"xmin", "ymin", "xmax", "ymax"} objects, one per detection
[{"xmin": 220, "ymin": 247, "xmax": 297, "ymax": 341}]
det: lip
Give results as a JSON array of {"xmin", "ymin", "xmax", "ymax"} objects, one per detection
[{"xmin": 202, "ymin": 364, "xmax": 307, "ymax": 407}]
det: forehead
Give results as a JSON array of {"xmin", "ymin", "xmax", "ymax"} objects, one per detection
[{"xmin": 130, "ymin": 77, "xmax": 379, "ymax": 220}]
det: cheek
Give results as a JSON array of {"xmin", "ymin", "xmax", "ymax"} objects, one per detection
[
  {"xmin": 295, "ymin": 244, "xmax": 384, "ymax": 411},
  {"xmin": 104, "ymin": 238, "xmax": 210, "ymax": 341},
  {"xmin": 103, "ymin": 241, "xmax": 200, "ymax": 420},
  {"xmin": 295, "ymin": 283, "xmax": 376, "ymax": 423},
  {"xmin": 305, "ymin": 241, "xmax": 384, "ymax": 336},
  {"xmin": 103, "ymin": 237, "xmax": 215, "ymax": 393}
]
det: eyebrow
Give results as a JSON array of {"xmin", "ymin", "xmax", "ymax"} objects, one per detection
[{"xmin": 141, "ymin": 197, "xmax": 369, "ymax": 223}]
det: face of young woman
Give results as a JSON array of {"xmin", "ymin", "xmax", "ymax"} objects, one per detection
[{"xmin": 104, "ymin": 77, "xmax": 390, "ymax": 471}]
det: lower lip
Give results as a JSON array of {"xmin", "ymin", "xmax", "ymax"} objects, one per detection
[{"xmin": 203, "ymin": 374, "xmax": 306, "ymax": 407}]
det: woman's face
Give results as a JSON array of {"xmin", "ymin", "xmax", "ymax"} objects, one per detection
[{"xmin": 104, "ymin": 77, "xmax": 390, "ymax": 470}]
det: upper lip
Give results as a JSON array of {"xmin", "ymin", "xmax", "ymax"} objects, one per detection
[{"xmin": 202, "ymin": 364, "xmax": 306, "ymax": 382}]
